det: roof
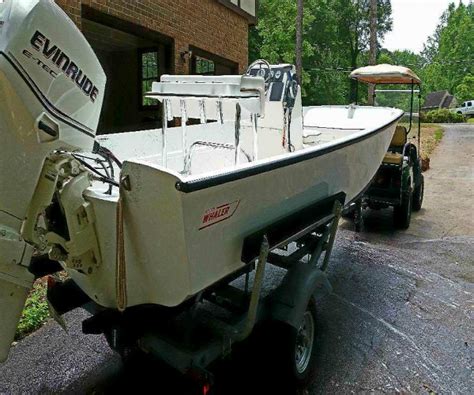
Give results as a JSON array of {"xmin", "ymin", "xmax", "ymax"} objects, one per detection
[
  {"xmin": 217, "ymin": 0, "xmax": 257, "ymax": 24},
  {"xmin": 442, "ymin": 95, "xmax": 455, "ymax": 108},
  {"xmin": 423, "ymin": 90, "xmax": 454, "ymax": 109},
  {"xmin": 350, "ymin": 64, "xmax": 422, "ymax": 85}
]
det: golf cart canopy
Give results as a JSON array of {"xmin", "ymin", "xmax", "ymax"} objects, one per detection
[{"xmin": 350, "ymin": 64, "xmax": 421, "ymax": 85}]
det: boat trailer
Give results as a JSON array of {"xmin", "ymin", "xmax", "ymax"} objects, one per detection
[{"xmin": 49, "ymin": 193, "xmax": 344, "ymax": 390}]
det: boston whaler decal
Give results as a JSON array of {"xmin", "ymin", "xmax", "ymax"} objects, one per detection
[
  {"xmin": 22, "ymin": 30, "xmax": 99, "ymax": 102},
  {"xmin": 200, "ymin": 200, "xmax": 240, "ymax": 230}
]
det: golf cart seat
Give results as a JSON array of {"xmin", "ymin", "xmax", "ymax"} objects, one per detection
[{"xmin": 383, "ymin": 125, "xmax": 407, "ymax": 165}]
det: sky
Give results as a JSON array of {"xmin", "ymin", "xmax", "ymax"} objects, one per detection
[{"xmin": 382, "ymin": 0, "xmax": 470, "ymax": 53}]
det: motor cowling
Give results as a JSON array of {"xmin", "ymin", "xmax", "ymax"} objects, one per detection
[
  {"xmin": 0, "ymin": 0, "xmax": 106, "ymax": 362},
  {"xmin": 0, "ymin": 0, "xmax": 106, "ymax": 224}
]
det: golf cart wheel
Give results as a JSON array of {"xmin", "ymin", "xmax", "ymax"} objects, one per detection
[
  {"xmin": 268, "ymin": 297, "xmax": 318, "ymax": 387},
  {"xmin": 393, "ymin": 191, "xmax": 412, "ymax": 229},
  {"xmin": 412, "ymin": 174, "xmax": 424, "ymax": 211}
]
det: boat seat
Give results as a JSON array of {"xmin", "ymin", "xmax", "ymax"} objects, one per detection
[
  {"xmin": 382, "ymin": 126, "xmax": 407, "ymax": 165},
  {"xmin": 389, "ymin": 126, "xmax": 407, "ymax": 150},
  {"xmin": 383, "ymin": 152, "xmax": 403, "ymax": 165}
]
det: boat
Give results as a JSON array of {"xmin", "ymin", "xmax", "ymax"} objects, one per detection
[
  {"xmin": 0, "ymin": 0, "xmax": 403, "ymax": 363},
  {"xmin": 77, "ymin": 66, "xmax": 404, "ymax": 310}
]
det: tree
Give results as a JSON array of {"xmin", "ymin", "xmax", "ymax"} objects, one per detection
[
  {"xmin": 249, "ymin": 0, "xmax": 314, "ymax": 65},
  {"xmin": 249, "ymin": 0, "xmax": 393, "ymax": 105},
  {"xmin": 296, "ymin": 0, "xmax": 304, "ymax": 82},
  {"xmin": 455, "ymin": 74, "xmax": 474, "ymax": 103},
  {"xmin": 336, "ymin": 0, "xmax": 392, "ymax": 102},
  {"xmin": 421, "ymin": 2, "xmax": 474, "ymax": 98},
  {"xmin": 248, "ymin": 0, "xmax": 316, "ymax": 99},
  {"xmin": 368, "ymin": 0, "xmax": 378, "ymax": 104}
]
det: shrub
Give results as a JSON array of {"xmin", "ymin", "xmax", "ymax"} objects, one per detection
[
  {"xmin": 15, "ymin": 280, "xmax": 49, "ymax": 340},
  {"xmin": 421, "ymin": 109, "xmax": 466, "ymax": 123}
]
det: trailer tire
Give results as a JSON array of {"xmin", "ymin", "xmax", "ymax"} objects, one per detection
[
  {"xmin": 412, "ymin": 174, "xmax": 424, "ymax": 211},
  {"xmin": 267, "ymin": 297, "xmax": 318, "ymax": 388},
  {"xmin": 393, "ymin": 191, "xmax": 412, "ymax": 229}
]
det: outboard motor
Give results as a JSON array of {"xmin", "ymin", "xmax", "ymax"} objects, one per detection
[{"xmin": 0, "ymin": 0, "xmax": 105, "ymax": 362}]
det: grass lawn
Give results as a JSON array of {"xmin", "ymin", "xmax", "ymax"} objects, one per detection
[
  {"xmin": 468, "ymin": 118, "xmax": 474, "ymax": 124},
  {"xmin": 416, "ymin": 124, "xmax": 444, "ymax": 161},
  {"xmin": 402, "ymin": 123, "xmax": 444, "ymax": 162},
  {"xmin": 15, "ymin": 278, "xmax": 49, "ymax": 340}
]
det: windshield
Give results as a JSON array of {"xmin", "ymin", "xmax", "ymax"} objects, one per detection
[{"xmin": 375, "ymin": 87, "xmax": 419, "ymax": 112}]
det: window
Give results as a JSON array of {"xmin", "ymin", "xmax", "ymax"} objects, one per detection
[
  {"xmin": 218, "ymin": 0, "xmax": 256, "ymax": 19},
  {"xmin": 190, "ymin": 47, "xmax": 238, "ymax": 76},
  {"xmin": 468, "ymin": 102, "xmax": 472, "ymax": 107},
  {"xmin": 239, "ymin": 0, "xmax": 256, "ymax": 16},
  {"xmin": 195, "ymin": 56, "xmax": 215, "ymax": 75},
  {"xmin": 141, "ymin": 50, "xmax": 159, "ymax": 107}
]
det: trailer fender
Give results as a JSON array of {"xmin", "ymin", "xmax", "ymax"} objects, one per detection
[{"xmin": 267, "ymin": 264, "xmax": 332, "ymax": 329}]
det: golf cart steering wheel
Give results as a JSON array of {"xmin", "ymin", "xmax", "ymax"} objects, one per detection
[{"xmin": 246, "ymin": 59, "xmax": 272, "ymax": 84}]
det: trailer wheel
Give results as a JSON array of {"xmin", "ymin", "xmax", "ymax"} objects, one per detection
[
  {"xmin": 412, "ymin": 174, "xmax": 424, "ymax": 211},
  {"xmin": 267, "ymin": 297, "xmax": 317, "ymax": 387},
  {"xmin": 294, "ymin": 301, "xmax": 316, "ymax": 380},
  {"xmin": 393, "ymin": 191, "xmax": 412, "ymax": 229}
]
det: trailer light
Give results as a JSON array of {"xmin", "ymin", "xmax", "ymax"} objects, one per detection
[{"xmin": 202, "ymin": 383, "xmax": 211, "ymax": 395}]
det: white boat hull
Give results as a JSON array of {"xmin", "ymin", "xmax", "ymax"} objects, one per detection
[{"xmin": 75, "ymin": 111, "xmax": 402, "ymax": 309}]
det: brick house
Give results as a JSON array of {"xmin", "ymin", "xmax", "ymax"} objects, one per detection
[{"xmin": 55, "ymin": 0, "xmax": 256, "ymax": 133}]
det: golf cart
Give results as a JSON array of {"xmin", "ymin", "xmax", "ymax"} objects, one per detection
[{"xmin": 348, "ymin": 64, "xmax": 424, "ymax": 230}]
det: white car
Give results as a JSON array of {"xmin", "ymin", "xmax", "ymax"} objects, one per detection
[{"xmin": 454, "ymin": 100, "xmax": 474, "ymax": 117}]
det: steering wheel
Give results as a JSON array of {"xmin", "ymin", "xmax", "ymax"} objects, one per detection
[{"xmin": 246, "ymin": 59, "xmax": 272, "ymax": 84}]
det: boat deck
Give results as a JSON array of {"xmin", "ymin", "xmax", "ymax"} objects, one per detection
[{"xmin": 96, "ymin": 105, "xmax": 400, "ymax": 182}]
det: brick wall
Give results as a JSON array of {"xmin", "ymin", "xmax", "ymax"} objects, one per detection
[{"xmin": 56, "ymin": 0, "xmax": 249, "ymax": 74}]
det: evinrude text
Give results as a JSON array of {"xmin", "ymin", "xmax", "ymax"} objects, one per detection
[{"xmin": 27, "ymin": 30, "xmax": 99, "ymax": 102}]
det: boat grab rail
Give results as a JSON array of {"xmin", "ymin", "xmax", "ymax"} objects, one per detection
[
  {"xmin": 183, "ymin": 141, "xmax": 235, "ymax": 175},
  {"xmin": 146, "ymin": 75, "xmax": 266, "ymax": 117}
]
